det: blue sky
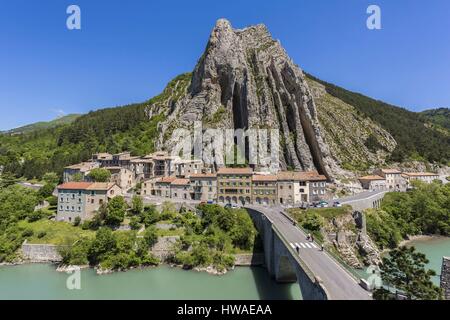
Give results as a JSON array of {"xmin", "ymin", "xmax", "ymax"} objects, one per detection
[{"xmin": 1, "ymin": 0, "xmax": 449, "ymax": 130}]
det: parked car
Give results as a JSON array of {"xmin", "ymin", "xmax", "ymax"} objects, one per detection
[
  {"xmin": 224, "ymin": 203, "xmax": 238, "ymax": 209},
  {"xmin": 207, "ymin": 200, "xmax": 214, "ymax": 204},
  {"xmin": 333, "ymin": 201, "xmax": 342, "ymax": 207},
  {"xmin": 316, "ymin": 201, "xmax": 329, "ymax": 208}
]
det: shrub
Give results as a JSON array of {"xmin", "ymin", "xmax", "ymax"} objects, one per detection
[{"xmin": 73, "ymin": 216, "xmax": 81, "ymax": 227}]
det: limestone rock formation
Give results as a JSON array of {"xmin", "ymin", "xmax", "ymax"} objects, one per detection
[{"xmin": 156, "ymin": 19, "xmax": 339, "ymax": 178}]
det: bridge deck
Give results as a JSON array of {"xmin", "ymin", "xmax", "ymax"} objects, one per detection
[{"xmin": 247, "ymin": 205, "xmax": 372, "ymax": 300}]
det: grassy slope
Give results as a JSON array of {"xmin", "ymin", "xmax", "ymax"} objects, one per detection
[{"xmin": 4, "ymin": 114, "xmax": 81, "ymax": 135}]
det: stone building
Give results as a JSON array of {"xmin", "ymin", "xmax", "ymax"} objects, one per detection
[
  {"xmin": 105, "ymin": 166, "xmax": 135, "ymax": 192},
  {"xmin": 252, "ymin": 174, "xmax": 277, "ymax": 206},
  {"xmin": 172, "ymin": 158, "xmax": 204, "ymax": 178},
  {"xmin": 190, "ymin": 173, "xmax": 217, "ymax": 202},
  {"xmin": 63, "ymin": 161, "xmax": 99, "ymax": 183},
  {"xmin": 358, "ymin": 175, "xmax": 387, "ymax": 191},
  {"xmin": 402, "ymin": 172, "xmax": 440, "ymax": 188},
  {"xmin": 56, "ymin": 182, "xmax": 121, "ymax": 222},
  {"xmin": 277, "ymin": 171, "xmax": 310, "ymax": 205},
  {"xmin": 142, "ymin": 176, "xmax": 176, "ymax": 198},
  {"xmin": 170, "ymin": 178, "xmax": 191, "ymax": 200},
  {"xmin": 374, "ymin": 169, "xmax": 406, "ymax": 191},
  {"xmin": 217, "ymin": 167, "xmax": 253, "ymax": 205}
]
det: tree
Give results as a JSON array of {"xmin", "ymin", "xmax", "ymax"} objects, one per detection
[
  {"xmin": 131, "ymin": 195, "xmax": 144, "ymax": 216},
  {"xmin": 72, "ymin": 172, "xmax": 84, "ymax": 182},
  {"xmin": 105, "ymin": 196, "xmax": 127, "ymax": 226},
  {"xmin": 142, "ymin": 205, "xmax": 160, "ymax": 226},
  {"xmin": 42, "ymin": 172, "xmax": 59, "ymax": 185},
  {"xmin": 38, "ymin": 183, "xmax": 56, "ymax": 199},
  {"xmin": 88, "ymin": 227, "xmax": 116, "ymax": 265},
  {"xmin": 374, "ymin": 246, "xmax": 442, "ymax": 300},
  {"xmin": 144, "ymin": 226, "xmax": 158, "ymax": 248},
  {"xmin": 0, "ymin": 172, "xmax": 18, "ymax": 189},
  {"xmin": 88, "ymin": 168, "xmax": 111, "ymax": 183}
]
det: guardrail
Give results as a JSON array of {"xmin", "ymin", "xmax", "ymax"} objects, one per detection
[{"xmin": 283, "ymin": 210, "xmax": 365, "ymax": 284}]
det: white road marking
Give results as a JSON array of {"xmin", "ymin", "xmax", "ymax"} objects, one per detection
[
  {"xmin": 289, "ymin": 243, "xmax": 295, "ymax": 249},
  {"xmin": 305, "ymin": 242, "xmax": 312, "ymax": 248},
  {"xmin": 295, "ymin": 243, "xmax": 301, "ymax": 248},
  {"xmin": 300, "ymin": 243, "xmax": 307, "ymax": 248},
  {"xmin": 311, "ymin": 243, "xmax": 318, "ymax": 248}
]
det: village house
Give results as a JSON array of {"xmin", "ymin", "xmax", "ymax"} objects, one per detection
[
  {"xmin": 217, "ymin": 167, "xmax": 253, "ymax": 205},
  {"xmin": 307, "ymin": 172, "xmax": 328, "ymax": 202},
  {"xmin": 104, "ymin": 166, "xmax": 135, "ymax": 192},
  {"xmin": 402, "ymin": 172, "xmax": 440, "ymax": 188},
  {"xmin": 63, "ymin": 161, "xmax": 99, "ymax": 183},
  {"xmin": 358, "ymin": 175, "xmax": 387, "ymax": 191},
  {"xmin": 172, "ymin": 158, "xmax": 204, "ymax": 178},
  {"xmin": 252, "ymin": 174, "xmax": 277, "ymax": 206},
  {"xmin": 56, "ymin": 182, "xmax": 121, "ymax": 222},
  {"xmin": 374, "ymin": 168, "xmax": 406, "ymax": 191},
  {"xmin": 170, "ymin": 178, "xmax": 191, "ymax": 200},
  {"xmin": 277, "ymin": 171, "xmax": 312, "ymax": 205},
  {"xmin": 142, "ymin": 176, "xmax": 177, "ymax": 198},
  {"xmin": 129, "ymin": 157, "xmax": 154, "ymax": 182},
  {"xmin": 190, "ymin": 173, "xmax": 217, "ymax": 202}
]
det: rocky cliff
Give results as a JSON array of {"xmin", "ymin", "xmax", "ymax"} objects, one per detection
[{"xmin": 155, "ymin": 19, "xmax": 339, "ymax": 178}]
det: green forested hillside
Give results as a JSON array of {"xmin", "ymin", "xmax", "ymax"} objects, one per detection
[
  {"xmin": 3, "ymin": 114, "xmax": 81, "ymax": 135},
  {"xmin": 420, "ymin": 108, "xmax": 450, "ymax": 131},
  {"xmin": 0, "ymin": 73, "xmax": 191, "ymax": 180},
  {"xmin": 306, "ymin": 74, "xmax": 450, "ymax": 164}
]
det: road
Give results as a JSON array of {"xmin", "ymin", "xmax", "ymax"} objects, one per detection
[
  {"xmin": 246, "ymin": 204, "xmax": 372, "ymax": 300},
  {"xmin": 336, "ymin": 189, "xmax": 386, "ymax": 205}
]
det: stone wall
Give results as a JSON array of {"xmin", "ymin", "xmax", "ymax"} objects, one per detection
[
  {"xmin": 441, "ymin": 257, "xmax": 450, "ymax": 300},
  {"xmin": 151, "ymin": 236, "xmax": 179, "ymax": 261},
  {"xmin": 234, "ymin": 253, "xmax": 264, "ymax": 266},
  {"xmin": 21, "ymin": 240, "xmax": 63, "ymax": 262}
]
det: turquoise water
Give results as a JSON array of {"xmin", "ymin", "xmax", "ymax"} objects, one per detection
[
  {"xmin": 0, "ymin": 264, "xmax": 301, "ymax": 300},
  {"xmin": 405, "ymin": 237, "xmax": 450, "ymax": 285},
  {"xmin": 354, "ymin": 237, "xmax": 450, "ymax": 285}
]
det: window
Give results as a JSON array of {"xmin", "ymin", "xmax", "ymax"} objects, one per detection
[
  {"xmin": 300, "ymin": 188, "xmax": 304, "ymax": 193},
  {"xmin": 60, "ymin": 205, "xmax": 63, "ymax": 210},
  {"xmin": 91, "ymin": 199, "xmax": 94, "ymax": 204},
  {"xmin": 60, "ymin": 197, "xmax": 64, "ymax": 202},
  {"xmin": 78, "ymin": 207, "xmax": 81, "ymax": 212}
]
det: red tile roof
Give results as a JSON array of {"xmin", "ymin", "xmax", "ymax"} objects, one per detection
[
  {"xmin": 217, "ymin": 167, "xmax": 253, "ymax": 175},
  {"xmin": 190, "ymin": 173, "xmax": 217, "ymax": 178},
  {"xmin": 252, "ymin": 174, "xmax": 277, "ymax": 181},
  {"xmin": 171, "ymin": 178, "xmax": 190, "ymax": 186},
  {"xmin": 86, "ymin": 183, "xmax": 117, "ymax": 190},
  {"xmin": 359, "ymin": 175, "xmax": 385, "ymax": 181},
  {"xmin": 57, "ymin": 182, "xmax": 93, "ymax": 190},
  {"xmin": 277, "ymin": 171, "xmax": 327, "ymax": 181},
  {"xmin": 157, "ymin": 176, "xmax": 177, "ymax": 184}
]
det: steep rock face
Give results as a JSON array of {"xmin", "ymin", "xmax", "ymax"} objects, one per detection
[
  {"xmin": 157, "ymin": 19, "xmax": 338, "ymax": 178},
  {"xmin": 307, "ymin": 77, "xmax": 397, "ymax": 174}
]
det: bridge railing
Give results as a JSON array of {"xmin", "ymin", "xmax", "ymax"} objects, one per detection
[{"xmin": 283, "ymin": 211, "xmax": 364, "ymax": 284}]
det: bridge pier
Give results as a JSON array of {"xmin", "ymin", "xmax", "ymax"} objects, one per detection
[{"xmin": 247, "ymin": 208, "xmax": 328, "ymax": 300}]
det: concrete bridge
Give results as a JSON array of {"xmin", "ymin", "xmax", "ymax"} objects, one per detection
[
  {"xmin": 246, "ymin": 205, "xmax": 372, "ymax": 300},
  {"xmin": 334, "ymin": 190, "xmax": 387, "ymax": 211}
]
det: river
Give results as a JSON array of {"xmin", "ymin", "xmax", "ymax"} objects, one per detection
[
  {"xmin": 1, "ymin": 237, "xmax": 448, "ymax": 299},
  {"xmin": 405, "ymin": 237, "xmax": 450, "ymax": 285},
  {"xmin": 0, "ymin": 264, "xmax": 301, "ymax": 300}
]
